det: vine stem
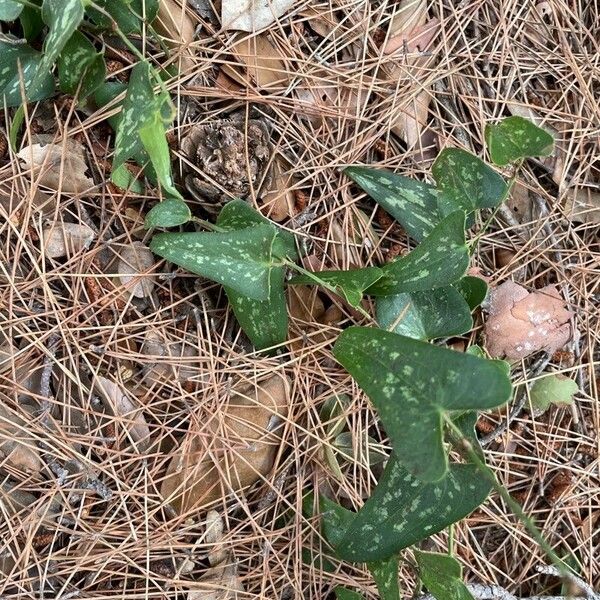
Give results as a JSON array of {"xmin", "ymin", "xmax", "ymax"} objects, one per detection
[{"xmin": 443, "ymin": 416, "xmax": 569, "ymax": 580}]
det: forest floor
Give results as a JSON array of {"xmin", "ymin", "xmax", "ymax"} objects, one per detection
[{"xmin": 0, "ymin": 0, "xmax": 598, "ymax": 598}]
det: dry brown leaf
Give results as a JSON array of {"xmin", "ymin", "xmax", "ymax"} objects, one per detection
[
  {"xmin": 507, "ymin": 181, "xmax": 533, "ymax": 223},
  {"xmin": 42, "ymin": 222, "xmax": 95, "ymax": 258},
  {"xmin": 0, "ymin": 402, "xmax": 43, "ymax": 474},
  {"xmin": 187, "ymin": 511, "xmax": 244, "ymax": 600},
  {"xmin": 221, "ymin": 0, "xmax": 295, "ymax": 32},
  {"xmin": 484, "ymin": 281, "xmax": 573, "ymax": 361},
  {"xmin": 117, "ymin": 241, "xmax": 156, "ymax": 298},
  {"xmin": 562, "ymin": 187, "xmax": 600, "ymax": 224},
  {"xmin": 260, "ymin": 155, "xmax": 295, "ymax": 221},
  {"xmin": 388, "ymin": 0, "xmax": 427, "ymax": 39},
  {"xmin": 141, "ymin": 330, "xmax": 199, "ymax": 384},
  {"xmin": 95, "ymin": 376, "xmax": 150, "ymax": 452},
  {"xmin": 154, "ymin": 0, "xmax": 196, "ymax": 72},
  {"xmin": 222, "ymin": 33, "xmax": 288, "ymax": 89},
  {"xmin": 17, "ymin": 139, "xmax": 95, "ymax": 196},
  {"xmin": 161, "ymin": 374, "xmax": 289, "ymax": 513},
  {"xmin": 384, "ymin": 16, "xmax": 440, "ymax": 54}
]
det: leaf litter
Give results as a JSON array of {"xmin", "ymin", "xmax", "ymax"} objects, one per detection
[{"xmin": 1, "ymin": 0, "xmax": 599, "ymax": 597}]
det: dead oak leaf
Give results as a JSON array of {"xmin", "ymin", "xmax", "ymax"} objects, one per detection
[
  {"xmin": 221, "ymin": 0, "xmax": 295, "ymax": 32},
  {"xmin": 484, "ymin": 281, "xmax": 572, "ymax": 361}
]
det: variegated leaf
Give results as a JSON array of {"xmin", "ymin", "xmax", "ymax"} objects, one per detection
[
  {"xmin": 485, "ymin": 116, "xmax": 554, "ymax": 167},
  {"xmin": 433, "ymin": 148, "xmax": 508, "ymax": 214},
  {"xmin": 150, "ymin": 224, "xmax": 281, "ymax": 301},
  {"xmin": 345, "ymin": 166, "xmax": 442, "ymax": 242},
  {"xmin": 414, "ymin": 551, "xmax": 474, "ymax": 600},
  {"xmin": 333, "ymin": 327, "xmax": 512, "ymax": 481},
  {"xmin": 367, "ymin": 211, "xmax": 469, "ymax": 297}
]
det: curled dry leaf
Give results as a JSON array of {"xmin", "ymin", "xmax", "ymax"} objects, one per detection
[
  {"xmin": 117, "ymin": 241, "xmax": 156, "ymax": 298},
  {"xmin": 222, "ymin": 33, "xmax": 288, "ymax": 89},
  {"xmin": 141, "ymin": 330, "xmax": 199, "ymax": 384},
  {"xmin": 17, "ymin": 139, "xmax": 95, "ymax": 195},
  {"xmin": 260, "ymin": 155, "xmax": 295, "ymax": 221},
  {"xmin": 42, "ymin": 221, "xmax": 95, "ymax": 258},
  {"xmin": 0, "ymin": 402, "xmax": 43, "ymax": 474},
  {"xmin": 484, "ymin": 281, "xmax": 573, "ymax": 361},
  {"xmin": 154, "ymin": 0, "xmax": 196, "ymax": 72},
  {"xmin": 161, "ymin": 374, "xmax": 289, "ymax": 513},
  {"xmin": 221, "ymin": 0, "xmax": 295, "ymax": 32},
  {"xmin": 95, "ymin": 376, "xmax": 150, "ymax": 452},
  {"xmin": 188, "ymin": 511, "xmax": 244, "ymax": 600}
]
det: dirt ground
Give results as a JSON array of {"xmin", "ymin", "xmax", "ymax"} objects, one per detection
[{"xmin": 0, "ymin": 0, "xmax": 598, "ymax": 598}]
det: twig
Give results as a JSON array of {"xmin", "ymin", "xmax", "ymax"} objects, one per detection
[{"xmin": 536, "ymin": 565, "xmax": 600, "ymax": 600}]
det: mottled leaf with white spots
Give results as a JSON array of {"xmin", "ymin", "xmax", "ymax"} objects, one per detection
[
  {"xmin": 345, "ymin": 166, "xmax": 442, "ymax": 242},
  {"xmin": 368, "ymin": 556, "xmax": 401, "ymax": 600},
  {"xmin": 31, "ymin": 0, "xmax": 85, "ymax": 95},
  {"xmin": 414, "ymin": 551, "xmax": 474, "ymax": 600},
  {"xmin": 217, "ymin": 200, "xmax": 291, "ymax": 349},
  {"xmin": 333, "ymin": 327, "xmax": 512, "ymax": 481},
  {"xmin": 485, "ymin": 116, "xmax": 554, "ymax": 167},
  {"xmin": 145, "ymin": 198, "xmax": 191, "ymax": 228},
  {"xmin": 367, "ymin": 211, "xmax": 469, "ymax": 296},
  {"xmin": 376, "ymin": 285, "xmax": 472, "ymax": 340},
  {"xmin": 320, "ymin": 457, "xmax": 492, "ymax": 562},
  {"xmin": 433, "ymin": 148, "xmax": 508, "ymax": 214},
  {"xmin": 0, "ymin": 0, "xmax": 23, "ymax": 21},
  {"xmin": 0, "ymin": 40, "xmax": 55, "ymax": 106},
  {"xmin": 150, "ymin": 224, "xmax": 281, "ymax": 301}
]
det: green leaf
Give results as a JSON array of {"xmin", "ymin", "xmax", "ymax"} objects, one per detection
[
  {"xmin": 217, "ymin": 200, "xmax": 290, "ymax": 350},
  {"xmin": 453, "ymin": 276, "xmax": 488, "ymax": 310},
  {"xmin": 113, "ymin": 61, "xmax": 165, "ymax": 171},
  {"xmin": 369, "ymin": 556, "xmax": 401, "ymax": 600},
  {"xmin": 225, "ymin": 282, "xmax": 287, "ymax": 350},
  {"xmin": 9, "ymin": 103, "xmax": 25, "ymax": 152},
  {"xmin": 333, "ymin": 431, "xmax": 387, "ymax": 466},
  {"xmin": 333, "ymin": 327, "xmax": 512, "ymax": 481},
  {"xmin": 145, "ymin": 199, "xmax": 191, "ymax": 228},
  {"xmin": 57, "ymin": 31, "xmax": 106, "ymax": 100},
  {"xmin": 367, "ymin": 211, "xmax": 469, "ymax": 297},
  {"xmin": 414, "ymin": 551, "xmax": 474, "ymax": 600},
  {"xmin": 217, "ymin": 200, "xmax": 298, "ymax": 260},
  {"xmin": 150, "ymin": 224, "xmax": 281, "ymax": 301},
  {"xmin": 110, "ymin": 163, "xmax": 144, "ymax": 193},
  {"xmin": 325, "ymin": 457, "xmax": 492, "ymax": 562},
  {"xmin": 88, "ymin": 0, "xmax": 159, "ymax": 33},
  {"xmin": 345, "ymin": 166, "xmax": 443, "ymax": 242},
  {"xmin": 32, "ymin": 0, "xmax": 85, "ymax": 95},
  {"xmin": 335, "ymin": 588, "xmax": 365, "ymax": 600},
  {"xmin": 139, "ymin": 110, "xmax": 182, "ymax": 199},
  {"xmin": 530, "ymin": 374, "xmax": 578, "ymax": 414},
  {"xmin": 0, "ymin": 0, "xmax": 23, "ymax": 20},
  {"xmin": 0, "ymin": 40, "xmax": 55, "ymax": 106},
  {"xmin": 376, "ymin": 286, "xmax": 472, "ymax": 341},
  {"xmin": 485, "ymin": 116, "xmax": 554, "ymax": 167},
  {"xmin": 433, "ymin": 148, "xmax": 509, "ymax": 214},
  {"xmin": 289, "ymin": 267, "xmax": 384, "ymax": 307},
  {"xmin": 19, "ymin": 4, "xmax": 44, "ymax": 41}
]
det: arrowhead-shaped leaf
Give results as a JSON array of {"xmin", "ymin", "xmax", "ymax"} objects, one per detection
[
  {"xmin": 367, "ymin": 211, "xmax": 469, "ymax": 297},
  {"xmin": 414, "ymin": 551, "xmax": 474, "ymax": 600},
  {"xmin": 376, "ymin": 286, "xmax": 472, "ymax": 340},
  {"xmin": 145, "ymin": 199, "xmax": 191, "ymax": 228},
  {"xmin": 217, "ymin": 201, "xmax": 291, "ymax": 350},
  {"xmin": 150, "ymin": 224, "xmax": 281, "ymax": 301},
  {"xmin": 485, "ymin": 116, "xmax": 554, "ymax": 167},
  {"xmin": 333, "ymin": 327, "xmax": 512, "ymax": 481},
  {"xmin": 322, "ymin": 457, "xmax": 492, "ymax": 562},
  {"xmin": 433, "ymin": 148, "xmax": 508, "ymax": 214},
  {"xmin": 289, "ymin": 267, "xmax": 383, "ymax": 307},
  {"xmin": 345, "ymin": 166, "xmax": 443, "ymax": 242}
]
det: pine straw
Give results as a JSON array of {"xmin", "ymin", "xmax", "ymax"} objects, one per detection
[{"xmin": 0, "ymin": 0, "xmax": 598, "ymax": 598}]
